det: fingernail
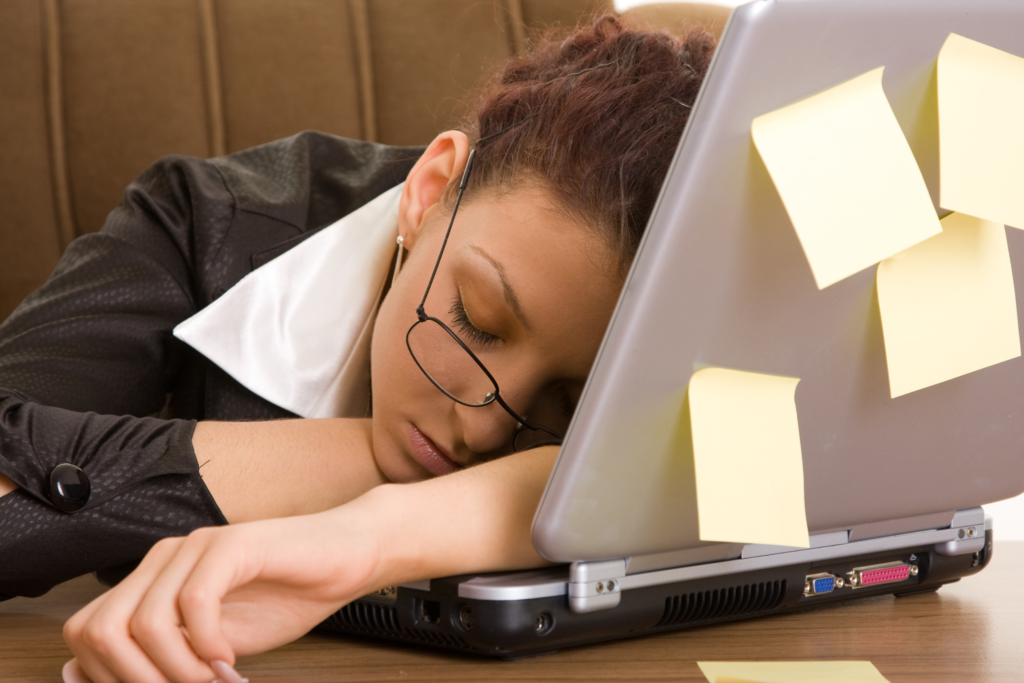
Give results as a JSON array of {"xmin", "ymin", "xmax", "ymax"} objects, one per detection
[
  {"xmin": 62, "ymin": 659, "xmax": 91, "ymax": 683},
  {"xmin": 211, "ymin": 660, "xmax": 247, "ymax": 683}
]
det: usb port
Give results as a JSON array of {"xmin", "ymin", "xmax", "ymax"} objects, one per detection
[
  {"xmin": 804, "ymin": 572, "xmax": 843, "ymax": 596},
  {"xmin": 848, "ymin": 561, "xmax": 918, "ymax": 589}
]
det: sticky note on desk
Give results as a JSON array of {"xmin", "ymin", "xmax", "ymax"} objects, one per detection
[
  {"xmin": 877, "ymin": 212, "xmax": 1020, "ymax": 398},
  {"xmin": 938, "ymin": 33, "xmax": 1024, "ymax": 229},
  {"xmin": 752, "ymin": 67, "xmax": 941, "ymax": 289},
  {"xmin": 698, "ymin": 661, "xmax": 891, "ymax": 683},
  {"xmin": 688, "ymin": 368, "xmax": 808, "ymax": 548}
]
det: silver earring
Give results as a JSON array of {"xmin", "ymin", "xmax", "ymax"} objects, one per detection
[{"xmin": 391, "ymin": 235, "xmax": 405, "ymax": 287}]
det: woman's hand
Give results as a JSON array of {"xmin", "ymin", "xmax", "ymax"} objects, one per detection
[
  {"xmin": 63, "ymin": 495, "xmax": 385, "ymax": 683},
  {"xmin": 63, "ymin": 446, "xmax": 557, "ymax": 683}
]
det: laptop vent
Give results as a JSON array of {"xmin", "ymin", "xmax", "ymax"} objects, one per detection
[
  {"xmin": 321, "ymin": 602, "xmax": 470, "ymax": 649},
  {"xmin": 656, "ymin": 579, "xmax": 787, "ymax": 628}
]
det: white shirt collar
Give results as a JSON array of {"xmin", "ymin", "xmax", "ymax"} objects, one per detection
[{"xmin": 174, "ymin": 183, "xmax": 404, "ymax": 418}]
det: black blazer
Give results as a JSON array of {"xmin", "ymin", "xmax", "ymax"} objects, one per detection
[{"xmin": 0, "ymin": 132, "xmax": 423, "ymax": 598}]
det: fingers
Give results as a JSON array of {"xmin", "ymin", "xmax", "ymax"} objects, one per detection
[
  {"xmin": 65, "ymin": 538, "xmax": 182, "ymax": 683},
  {"xmin": 131, "ymin": 529, "xmax": 236, "ymax": 680},
  {"xmin": 62, "ymin": 659, "xmax": 92, "ymax": 683},
  {"xmin": 175, "ymin": 531, "xmax": 259, "ymax": 662},
  {"xmin": 64, "ymin": 536, "xmax": 218, "ymax": 683},
  {"xmin": 62, "ymin": 516, "xmax": 347, "ymax": 683},
  {"xmin": 210, "ymin": 660, "xmax": 248, "ymax": 683},
  {"xmin": 64, "ymin": 594, "xmax": 115, "ymax": 683}
]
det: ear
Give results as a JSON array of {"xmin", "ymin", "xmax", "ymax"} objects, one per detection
[{"xmin": 398, "ymin": 130, "xmax": 471, "ymax": 252}]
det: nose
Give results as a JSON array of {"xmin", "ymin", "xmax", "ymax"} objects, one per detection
[
  {"xmin": 456, "ymin": 363, "xmax": 550, "ymax": 456},
  {"xmin": 455, "ymin": 398, "xmax": 521, "ymax": 456},
  {"xmin": 455, "ymin": 369, "xmax": 572, "ymax": 457}
]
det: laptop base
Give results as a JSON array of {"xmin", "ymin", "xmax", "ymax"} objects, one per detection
[{"xmin": 318, "ymin": 528, "xmax": 992, "ymax": 659}]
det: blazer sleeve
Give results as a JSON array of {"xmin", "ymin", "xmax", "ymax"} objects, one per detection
[
  {"xmin": 0, "ymin": 155, "xmax": 233, "ymax": 599},
  {"xmin": 0, "ymin": 133, "xmax": 423, "ymax": 599}
]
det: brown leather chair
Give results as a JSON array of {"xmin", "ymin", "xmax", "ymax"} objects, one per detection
[{"xmin": 0, "ymin": 0, "xmax": 729, "ymax": 321}]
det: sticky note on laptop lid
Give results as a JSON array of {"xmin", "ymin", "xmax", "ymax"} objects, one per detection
[
  {"xmin": 752, "ymin": 67, "xmax": 941, "ymax": 289},
  {"xmin": 938, "ymin": 34, "xmax": 1024, "ymax": 229},
  {"xmin": 688, "ymin": 368, "xmax": 809, "ymax": 548},
  {"xmin": 698, "ymin": 661, "xmax": 891, "ymax": 683},
  {"xmin": 877, "ymin": 212, "xmax": 1020, "ymax": 398}
]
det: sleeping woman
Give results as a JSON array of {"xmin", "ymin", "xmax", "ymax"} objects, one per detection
[{"xmin": 0, "ymin": 14, "xmax": 715, "ymax": 683}]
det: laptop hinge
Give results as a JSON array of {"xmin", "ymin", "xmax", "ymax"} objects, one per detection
[
  {"xmin": 564, "ymin": 509, "xmax": 988, "ymax": 614},
  {"xmin": 568, "ymin": 559, "xmax": 627, "ymax": 613}
]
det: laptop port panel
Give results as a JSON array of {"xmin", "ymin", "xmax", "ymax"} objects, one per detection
[{"xmin": 319, "ymin": 530, "xmax": 993, "ymax": 659}]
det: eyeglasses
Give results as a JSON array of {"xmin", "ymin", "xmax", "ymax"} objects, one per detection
[{"xmin": 405, "ymin": 128, "xmax": 564, "ymax": 453}]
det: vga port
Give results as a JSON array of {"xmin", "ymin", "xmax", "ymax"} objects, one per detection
[
  {"xmin": 848, "ymin": 561, "xmax": 918, "ymax": 589},
  {"xmin": 804, "ymin": 572, "xmax": 842, "ymax": 596}
]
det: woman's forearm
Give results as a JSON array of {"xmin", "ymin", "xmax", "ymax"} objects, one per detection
[
  {"xmin": 61, "ymin": 446, "xmax": 560, "ymax": 680},
  {"xmin": 0, "ymin": 417, "xmax": 387, "ymax": 515},
  {"xmin": 195, "ymin": 418, "xmax": 387, "ymax": 524},
  {"xmin": 357, "ymin": 446, "xmax": 559, "ymax": 590}
]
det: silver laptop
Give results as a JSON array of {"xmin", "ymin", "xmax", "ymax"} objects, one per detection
[{"xmin": 321, "ymin": 0, "xmax": 1024, "ymax": 656}]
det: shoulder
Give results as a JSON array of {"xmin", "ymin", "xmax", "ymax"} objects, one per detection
[
  {"xmin": 120, "ymin": 132, "xmax": 425, "ymax": 237},
  {"xmin": 208, "ymin": 131, "xmax": 425, "ymax": 232},
  {"xmin": 104, "ymin": 133, "xmax": 424, "ymax": 305}
]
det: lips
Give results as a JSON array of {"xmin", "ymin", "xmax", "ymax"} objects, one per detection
[{"xmin": 407, "ymin": 424, "xmax": 463, "ymax": 476}]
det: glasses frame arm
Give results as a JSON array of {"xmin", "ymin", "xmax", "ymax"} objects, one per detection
[{"xmin": 416, "ymin": 150, "xmax": 477, "ymax": 323}]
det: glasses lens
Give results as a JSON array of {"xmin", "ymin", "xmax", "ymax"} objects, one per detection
[{"xmin": 408, "ymin": 319, "xmax": 498, "ymax": 406}]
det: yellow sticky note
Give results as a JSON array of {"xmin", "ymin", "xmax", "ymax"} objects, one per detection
[
  {"xmin": 938, "ymin": 33, "xmax": 1024, "ymax": 229},
  {"xmin": 752, "ymin": 67, "xmax": 941, "ymax": 289},
  {"xmin": 877, "ymin": 212, "xmax": 1020, "ymax": 398},
  {"xmin": 688, "ymin": 368, "xmax": 808, "ymax": 548},
  {"xmin": 698, "ymin": 661, "xmax": 891, "ymax": 683}
]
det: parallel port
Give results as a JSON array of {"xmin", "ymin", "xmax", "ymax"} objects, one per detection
[{"xmin": 848, "ymin": 561, "xmax": 917, "ymax": 589}]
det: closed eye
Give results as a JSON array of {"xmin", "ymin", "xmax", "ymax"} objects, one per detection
[{"xmin": 449, "ymin": 294, "xmax": 501, "ymax": 347}]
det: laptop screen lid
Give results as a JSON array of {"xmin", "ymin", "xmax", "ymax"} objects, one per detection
[{"xmin": 533, "ymin": 0, "xmax": 1024, "ymax": 564}]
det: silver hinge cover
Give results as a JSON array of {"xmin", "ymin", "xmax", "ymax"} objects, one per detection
[{"xmin": 568, "ymin": 559, "xmax": 627, "ymax": 613}]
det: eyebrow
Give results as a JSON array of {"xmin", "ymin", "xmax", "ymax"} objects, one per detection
[{"xmin": 468, "ymin": 243, "xmax": 532, "ymax": 332}]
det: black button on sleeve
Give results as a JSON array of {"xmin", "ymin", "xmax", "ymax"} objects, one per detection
[{"xmin": 49, "ymin": 463, "xmax": 90, "ymax": 512}]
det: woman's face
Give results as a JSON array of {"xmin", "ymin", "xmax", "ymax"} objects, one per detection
[{"xmin": 370, "ymin": 182, "xmax": 623, "ymax": 482}]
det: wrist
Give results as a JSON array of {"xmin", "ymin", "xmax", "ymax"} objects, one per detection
[
  {"xmin": 321, "ymin": 483, "xmax": 413, "ymax": 595},
  {"xmin": 359, "ymin": 483, "xmax": 436, "ymax": 590},
  {"xmin": 332, "ymin": 448, "xmax": 559, "ymax": 595}
]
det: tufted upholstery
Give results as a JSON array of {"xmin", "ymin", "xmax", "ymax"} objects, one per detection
[{"xmin": 0, "ymin": 0, "xmax": 729, "ymax": 322}]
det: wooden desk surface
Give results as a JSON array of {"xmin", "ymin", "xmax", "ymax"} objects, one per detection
[{"xmin": 3, "ymin": 543, "xmax": 1021, "ymax": 683}]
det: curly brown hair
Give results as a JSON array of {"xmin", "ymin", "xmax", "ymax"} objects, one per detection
[{"xmin": 461, "ymin": 14, "xmax": 717, "ymax": 275}]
